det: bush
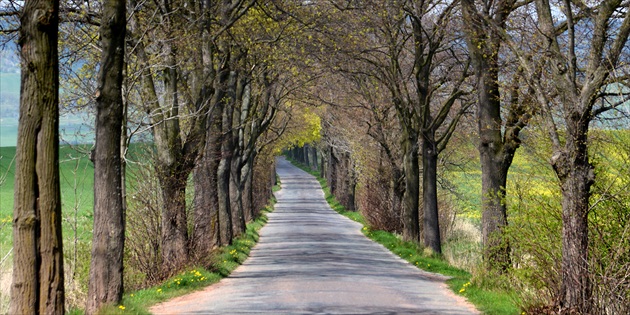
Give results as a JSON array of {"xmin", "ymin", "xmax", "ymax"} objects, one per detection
[
  {"xmin": 506, "ymin": 130, "xmax": 630, "ymax": 314},
  {"xmin": 357, "ymin": 165, "xmax": 403, "ymax": 233},
  {"xmin": 125, "ymin": 162, "xmax": 163, "ymax": 289}
]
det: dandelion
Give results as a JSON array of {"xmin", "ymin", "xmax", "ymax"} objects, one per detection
[
  {"xmin": 130, "ymin": 294, "xmax": 134, "ymax": 297},
  {"xmin": 459, "ymin": 288, "xmax": 465, "ymax": 293},
  {"xmin": 157, "ymin": 288, "xmax": 162, "ymax": 293},
  {"xmin": 119, "ymin": 305, "xmax": 126, "ymax": 310}
]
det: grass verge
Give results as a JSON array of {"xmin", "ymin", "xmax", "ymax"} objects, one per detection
[
  {"xmin": 84, "ymin": 185, "xmax": 280, "ymax": 315},
  {"xmin": 287, "ymin": 157, "xmax": 520, "ymax": 315}
]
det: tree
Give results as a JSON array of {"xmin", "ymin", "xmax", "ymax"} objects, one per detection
[
  {"xmin": 10, "ymin": 0, "xmax": 65, "ymax": 313},
  {"xmin": 128, "ymin": 0, "xmax": 209, "ymax": 273},
  {"xmin": 461, "ymin": 0, "xmax": 531, "ymax": 270},
  {"xmin": 407, "ymin": 1, "xmax": 470, "ymax": 253},
  {"xmin": 314, "ymin": 1, "xmax": 470, "ymax": 250},
  {"xmin": 502, "ymin": 1, "xmax": 630, "ymax": 311},
  {"xmin": 86, "ymin": 0, "xmax": 126, "ymax": 312}
]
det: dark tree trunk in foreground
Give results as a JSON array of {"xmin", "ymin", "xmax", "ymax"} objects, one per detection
[
  {"xmin": 86, "ymin": 0, "xmax": 127, "ymax": 312},
  {"xmin": 10, "ymin": 0, "xmax": 65, "ymax": 313}
]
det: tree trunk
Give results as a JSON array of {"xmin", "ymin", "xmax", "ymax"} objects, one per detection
[
  {"xmin": 342, "ymin": 153, "xmax": 356, "ymax": 211},
  {"xmin": 320, "ymin": 147, "xmax": 327, "ymax": 176},
  {"xmin": 472, "ymin": 38, "xmax": 511, "ymax": 271},
  {"xmin": 391, "ymin": 167, "xmax": 404, "ymax": 232},
  {"xmin": 461, "ymin": 0, "xmax": 517, "ymax": 271},
  {"xmin": 156, "ymin": 37, "xmax": 192, "ymax": 274},
  {"xmin": 401, "ymin": 131, "xmax": 420, "ymax": 243},
  {"xmin": 230, "ymin": 167, "xmax": 245, "ymax": 236},
  {"xmin": 553, "ymin": 123, "xmax": 593, "ymax": 313},
  {"xmin": 422, "ymin": 130, "xmax": 441, "ymax": 254},
  {"xmin": 11, "ymin": 0, "xmax": 65, "ymax": 312},
  {"xmin": 159, "ymin": 173, "xmax": 189, "ymax": 274},
  {"xmin": 217, "ymin": 68, "xmax": 237, "ymax": 245},
  {"xmin": 271, "ymin": 161, "xmax": 277, "ymax": 187},
  {"xmin": 191, "ymin": 121, "xmax": 221, "ymax": 258},
  {"xmin": 475, "ymin": 55, "xmax": 511, "ymax": 270},
  {"xmin": 303, "ymin": 145, "xmax": 310, "ymax": 166},
  {"xmin": 241, "ymin": 157, "xmax": 254, "ymax": 223},
  {"xmin": 86, "ymin": 0, "xmax": 126, "ymax": 312}
]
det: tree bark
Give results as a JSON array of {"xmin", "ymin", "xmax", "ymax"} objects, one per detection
[
  {"xmin": 401, "ymin": 130, "xmax": 420, "ymax": 243},
  {"xmin": 192, "ymin": 42, "xmax": 228, "ymax": 252},
  {"xmin": 303, "ymin": 145, "xmax": 310, "ymax": 166},
  {"xmin": 191, "ymin": 120, "xmax": 221, "ymax": 258},
  {"xmin": 155, "ymin": 39, "xmax": 193, "ymax": 274},
  {"xmin": 475, "ymin": 55, "xmax": 511, "ymax": 270},
  {"xmin": 391, "ymin": 167, "xmax": 404, "ymax": 231},
  {"xmin": 422, "ymin": 130, "xmax": 441, "ymax": 254},
  {"xmin": 241, "ymin": 157, "xmax": 254, "ymax": 223},
  {"xmin": 461, "ymin": 0, "xmax": 518, "ymax": 270},
  {"xmin": 229, "ymin": 168, "xmax": 245, "ymax": 236},
  {"xmin": 310, "ymin": 145, "xmax": 318, "ymax": 170},
  {"xmin": 217, "ymin": 66, "xmax": 237, "ymax": 245},
  {"xmin": 11, "ymin": 0, "xmax": 65, "ymax": 313},
  {"xmin": 159, "ymin": 172, "xmax": 190, "ymax": 274},
  {"xmin": 328, "ymin": 148, "xmax": 338, "ymax": 196},
  {"xmin": 86, "ymin": 0, "xmax": 126, "ymax": 312},
  {"xmin": 553, "ymin": 120, "xmax": 594, "ymax": 313}
]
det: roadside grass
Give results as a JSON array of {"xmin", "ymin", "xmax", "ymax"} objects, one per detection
[
  {"xmin": 287, "ymin": 158, "xmax": 520, "ymax": 315},
  {"xmin": 87, "ymin": 186, "xmax": 279, "ymax": 315}
]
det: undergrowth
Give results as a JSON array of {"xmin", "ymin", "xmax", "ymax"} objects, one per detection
[
  {"xmin": 83, "ymin": 188, "xmax": 279, "ymax": 315},
  {"xmin": 287, "ymin": 157, "xmax": 520, "ymax": 315}
]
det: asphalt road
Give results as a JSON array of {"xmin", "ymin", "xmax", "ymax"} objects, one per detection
[{"xmin": 150, "ymin": 157, "xmax": 479, "ymax": 315}]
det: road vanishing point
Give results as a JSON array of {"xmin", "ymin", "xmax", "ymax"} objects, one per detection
[{"xmin": 150, "ymin": 157, "xmax": 479, "ymax": 315}]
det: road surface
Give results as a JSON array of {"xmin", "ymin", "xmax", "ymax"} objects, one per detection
[{"xmin": 150, "ymin": 157, "xmax": 479, "ymax": 314}]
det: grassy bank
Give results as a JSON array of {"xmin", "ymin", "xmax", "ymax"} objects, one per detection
[{"xmin": 287, "ymin": 158, "xmax": 520, "ymax": 315}]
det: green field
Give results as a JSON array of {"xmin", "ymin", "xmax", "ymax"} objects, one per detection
[{"xmin": 0, "ymin": 145, "xmax": 96, "ymax": 251}]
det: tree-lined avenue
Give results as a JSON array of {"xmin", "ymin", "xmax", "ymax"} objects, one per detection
[{"xmin": 150, "ymin": 157, "xmax": 478, "ymax": 314}]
